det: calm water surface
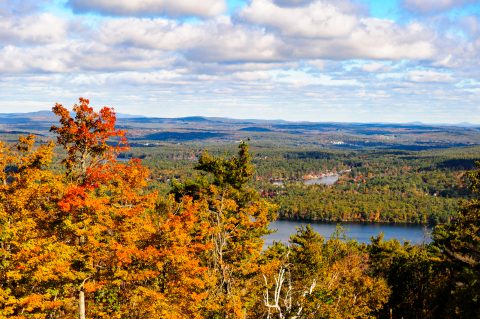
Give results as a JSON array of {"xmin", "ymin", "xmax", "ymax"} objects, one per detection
[
  {"xmin": 265, "ymin": 220, "xmax": 431, "ymax": 246},
  {"xmin": 303, "ymin": 175, "xmax": 339, "ymax": 186}
]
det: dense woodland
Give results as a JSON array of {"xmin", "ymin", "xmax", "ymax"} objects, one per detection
[
  {"xmin": 118, "ymin": 142, "xmax": 476, "ymax": 225},
  {"xmin": 1, "ymin": 99, "xmax": 479, "ymax": 318}
]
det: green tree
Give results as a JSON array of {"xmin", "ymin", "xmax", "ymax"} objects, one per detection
[
  {"xmin": 172, "ymin": 141, "xmax": 277, "ymax": 317},
  {"xmin": 432, "ymin": 165, "xmax": 480, "ymax": 318},
  {"xmin": 368, "ymin": 235, "xmax": 449, "ymax": 319}
]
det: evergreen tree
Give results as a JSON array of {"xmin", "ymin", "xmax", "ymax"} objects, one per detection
[
  {"xmin": 172, "ymin": 142, "xmax": 277, "ymax": 317},
  {"xmin": 433, "ymin": 165, "xmax": 480, "ymax": 318}
]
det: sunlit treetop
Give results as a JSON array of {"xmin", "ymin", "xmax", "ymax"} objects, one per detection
[{"xmin": 51, "ymin": 97, "xmax": 127, "ymax": 179}]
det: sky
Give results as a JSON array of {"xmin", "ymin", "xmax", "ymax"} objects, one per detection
[{"xmin": 0, "ymin": 0, "xmax": 479, "ymax": 123}]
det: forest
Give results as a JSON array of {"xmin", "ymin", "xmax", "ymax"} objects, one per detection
[
  {"xmin": 1, "ymin": 99, "xmax": 479, "ymax": 318},
  {"xmin": 118, "ymin": 142, "xmax": 477, "ymax": 225}
]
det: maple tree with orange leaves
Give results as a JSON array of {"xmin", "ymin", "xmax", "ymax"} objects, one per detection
[
  {"xmin": 0, "ymin": 99, "xmax": 213, "ymax": 318},
  {"xmin": 50, "ymin": 97, "xmax": 127, "ymax": 179}
]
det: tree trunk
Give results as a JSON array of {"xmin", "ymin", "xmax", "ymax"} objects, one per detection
[{"xmin": 79, "ymin": 290, "xmax": 85, "ymax": 319}]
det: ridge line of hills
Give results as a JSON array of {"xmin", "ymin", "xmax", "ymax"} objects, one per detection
[
  {"xmin": 0, "ymin": 110, "xmax": 478, "ymax": 128},
  {"xmin": 1, "ymin": 111, "xmax": 480, "ymax": 150}
]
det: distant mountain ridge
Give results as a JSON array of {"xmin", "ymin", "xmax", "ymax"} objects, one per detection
[
  {"xmin": 0, "ymin": 110, "xmax": 478, "ymax": 127},
  {"xmin": 2, "ymin": 110, "xmax": 480, "ymax": 150},
  {"xmin": 0, "ymin": 111, "xmax": 145, "ymax": 120}
]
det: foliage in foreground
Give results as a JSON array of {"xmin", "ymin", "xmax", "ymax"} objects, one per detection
[
  {"xmin": 368, "ymin": 165, "xmax": 480, "ymax": 319},
  {"xmin": 0, "ymin": 98, "xmax": 478, "ymax": 318}
]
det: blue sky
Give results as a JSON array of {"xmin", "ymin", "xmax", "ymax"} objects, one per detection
[{"xmin": 0, "ymin": 0, "xmax": 479, "ymax": 123}]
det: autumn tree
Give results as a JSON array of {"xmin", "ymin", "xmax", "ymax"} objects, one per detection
[
  {"xmin": 47, "ymin": 99, "xmax": 168, "ymax": 319},
  {"xmin": 49, "ymin": 98, "xmax": 217, "ymax": 318},
  {"xmin": 147, "ymin": 195, "xmax": 214, "ymax": 318},
  {"xmin": 172, "ymin": 142, "xmax": 277, "ymax": 317},
  {"xmin": 50, "ymin": 97, "xmax": 127, "ymax": 179},
  {"xmin": 0, "ymin": 100, "xmax": 159, "ymax": 318},
  {"xmin": 257, "ymin": 226, "xmax": 390, "ymax": 319},
  {"xmin": 1, "ymin": 99, "xmax": 226, "ymax": 318},
  {"xmin": 0, "ymin": 135, "xmax": 75, "ymax": 318}
]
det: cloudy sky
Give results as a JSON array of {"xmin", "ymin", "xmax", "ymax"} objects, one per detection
[{"xmin": 0, "ymin": 0, "xmax": 479, "ymax": 123}]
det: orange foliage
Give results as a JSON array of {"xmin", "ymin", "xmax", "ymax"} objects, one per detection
[
  {"xmin": 1, "ymin": 98, "xmax": 286, "ymax": 318},
  {"xmin": 0, "ymin": 99, "xmax": 213, "ymax": 318},
  {"xmin": 50, "ymin": 97, "xmax": 127, "ymax": 178}
]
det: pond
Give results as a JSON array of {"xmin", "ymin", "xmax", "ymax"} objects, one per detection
[
  {"xmin": 303, "ymin": 174, "xmax": 339, "ymax": 186},
  {"xmin": 264, "ymin": 220, "xmax": 432, "ymax": 246}
]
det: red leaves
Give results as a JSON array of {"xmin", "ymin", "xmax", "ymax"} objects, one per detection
[
  {"xmin": 58, "ymin": 185, "xmax": 87, "ymax": 213},
  {"xmin": 51, "ymin": 98, "xmax": 127, "ymax": 177},
  {"xmin": 3, "ymin": 98, "xmax": 277, "ymax": 318},
  {"xmin": 2, "ymin": 100, "xmax": 167, "ymax": 318}
]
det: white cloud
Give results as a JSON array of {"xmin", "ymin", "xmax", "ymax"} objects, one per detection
[
  {"xmin": 272, "ymin": 70, "xmax": 359, "ymax": 87},
  {"xmin": 402, "ymin": 0, "xmax": 476, "ymax": 14},
  {"xmin": 240, "ymin": 0, "xmax": 437, "ymax": 60},
  {"xmin": 0, "ymin": 0, "xmax": 479, "ymax": 123},
  {"xmin": 430, "ymin": 30, "xmax": 480, "ymax": 72},
  {"xmin": 241, "ymin": 0, "xmax": 357, "ymax": 38},
  {"xmin": 407, "ymin": 70, "xmax": 455, "ymax": 83},
  {"xmin": 71, "ymin": 44, "xmax": 176, "ymax": 71},
  {"xmin": 0, "ymin": 45, "xmax": 71, "ymax": 73},
  {"xmin": 272, "ymin": 0, "xmax": 312, "ymax": 6},
  {"xmin": 460, "ymin": 15, "xmax": 480, "ymax": 37},
  {"xmin": 183, "ymin": 18, "xmax": 284, "ymax": 62},
  {"xmin": 0, "ymin": 10, "xmax": 442, "ymax": 78},
  {"xmin": 306, "ymin": 60, "xmax": 327, "ymax": 70},
  {"xmin": 287, "ymin": 18, "xmax": 436, "ymax": 60},
  {"xmin": 232, "ymin": 71, "xmax": 272, "ymax": 81},
  {"xmin": 107, "ymin": 70, "xmax": 185, "ymax": 85},
  {"xmin": 345, "ymin": 19, "xmax": 436, "ymax": 60},
  {"xmin": 96, "ymin": 16, "xmax": 284, "ymax": 63},
  {"xmin": 0, "ymin": 40, "xmax": 177, "ymax": 74},
  {"xmin": 68, "ymin": 0, "xmax": 226, "ymax": 18},
  {"xmin": 361, "ymin": 62, "xmax": 390, "ymax": 72},
  {"xmin": 0, "ymin": 13, "xmax": 67, "ymax": 44},
  {"xmin": 0, "ymin": 1, "xmax": 444, "ymax": 76}
]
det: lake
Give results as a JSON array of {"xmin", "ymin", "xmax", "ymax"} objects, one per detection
[
  {"xmin": 265, "ymin": 220, "xmax": 432, "ymax": 246},
  {"xmin": 303, "ymin": 175, "xmax": 339, "ymax": 186}
]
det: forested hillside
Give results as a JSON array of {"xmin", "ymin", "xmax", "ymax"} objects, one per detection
[
  {"xmin": 114, "ymin": 144, "xmax": 477, "ymax": 225},
  {"xmin": 1, "ymin": 100, "xmax": 479, "ymax": 318}
]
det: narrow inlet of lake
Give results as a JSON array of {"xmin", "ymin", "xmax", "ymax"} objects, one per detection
[{"xmin": 265, "ymin": 220, "xmax": 432, "ymax": 246}]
